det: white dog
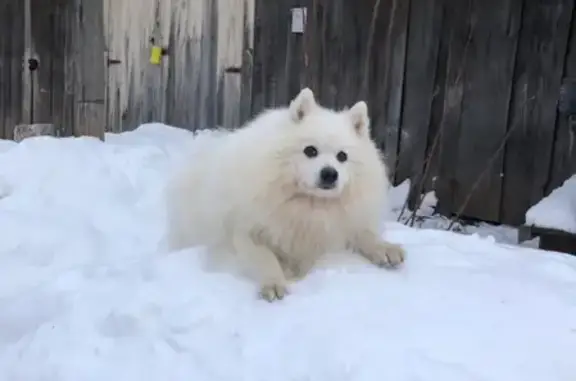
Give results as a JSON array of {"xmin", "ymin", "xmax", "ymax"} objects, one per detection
[{"xmin": 165, "ymin": 88, "xmax": 405, "ymax": 301}]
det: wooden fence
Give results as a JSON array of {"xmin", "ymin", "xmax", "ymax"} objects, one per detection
[
  {"xmin": 1, "ymin": 0, "xmax": 576, "ymax": 227},
  {"xmin": 0, "ymin": 0, "xmax": 106, "ymax": 139},
  {"xmin": 0, "ymin": 0, "xmax": 253, "ymax": 139},
  {"xmin": 251, "ymin": 0, "xmax": 576, "ymax": 226}
]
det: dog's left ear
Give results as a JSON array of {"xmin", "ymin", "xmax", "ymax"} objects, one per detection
[
  {"xmin": 289, "ymin": 88, "xmax": 317, "ymax": 123},
  {"xmin": 348, "ymin": 101, "xmax": 370, "ymax": 138}
]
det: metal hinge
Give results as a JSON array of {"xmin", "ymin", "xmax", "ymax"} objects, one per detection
[{"xmin": 224, "ymin": 66, "xmax": 242, "ymax": 74}]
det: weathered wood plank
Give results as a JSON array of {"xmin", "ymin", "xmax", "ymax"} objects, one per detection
[
  {"xmin": 239, "ymin": 0, "xmax": 255, "ymax": 125},
  {"xmin": 62, "ymin": 0, "xmax": 76, "ymax": 137},
  {"xmin": 270, "ymin": 0, "xmax": 291, "ymax": 108},
  {"xmin": 166, "ymin": 0, "xmax": 217, "ymax": 131},
  {"xmin": 29, "ymin": 0, "xmax": 54, "ymax": 124},
  {"xmin": 285, "ymin": 4, "xmax": 306, "ymax": 102},
  {"xmin": 104, "ymin": 0, "xmax": 173, "ymax": 132},
  {"xmin": 375, "ymin": 0, "xmax": 410, "ymax": 180},
  {"xmin": 301, "ymin": 0, "xmax": 321, "ymax": 97},
  {"xmin": 547, "ymin": 8, "xmax": 576, "ymax": 195},
  {"xmin": 0, "ymin": 0, "xmax": 7, "ymax": 138},
  {"xmin": 74, "ymin": 0, "xmax": 106, "ymax": 139},
  {"xmin": 21, "ymin": 0, "xmax": 32, "ymax": 124},
  {"xmin": 435, "ymin": 0, "xmax": 471, "ymax": 216},
  {"xmin": 423, "ymin": 1, "xmax": 450, "ymax": 195},
  {"xmin": 0, "ymin": 0, "xmax": 25, "ymax": 140},
  {"xmin": 144, "ymin": 9, "xmax": 169, "ymax": 128},
  {"xmin": 501, "ymin": 0, "xmax": 574, "ymax": 226},
  {"xmin": 317, "ymin": 0, "xmax": 346, "ymax": 108},
  {"xmin": 215, "ymin": 0, "xmax": 246, "ymax": 128},
  {"xmin": 249, "ymin": 0, "xmax": 265, "ymax": 114},
  {"xmin": 450, "ymin": 0, "xmax": 523, "ymax": 223},
  {"xmin": 395, "ymin": 0, "xmax": 443, "ymax": 203},
  {"xmin": 50, "ymin": 0, "xmax": 69, "ymax": 136}
]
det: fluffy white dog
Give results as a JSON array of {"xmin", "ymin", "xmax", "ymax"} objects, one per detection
[{"xmin": 165, "ymin": 88, "xmax": 405, "ymax": 301}]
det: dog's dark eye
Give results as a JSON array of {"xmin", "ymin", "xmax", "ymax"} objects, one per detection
[
  {"xmin": 303, "ymin": 145, "xmax": 318, "ymax": 158},
  {"xmin": 336, "ymin": 151, "xmax": 348, "ymax": 163}
]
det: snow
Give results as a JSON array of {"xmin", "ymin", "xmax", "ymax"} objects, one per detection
[
  {"xmin": 525, "ymin": 175, "xmax": 576, "ymax": 234},
  {"xmin": 390, "ymin": 180, "xmax": 539, "ymax": 249},
  {"xmin": 0, "ymin": 123, "xmax": 575, "ymax": 381}
]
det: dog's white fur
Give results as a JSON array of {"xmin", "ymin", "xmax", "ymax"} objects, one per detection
[{"xmin": 165, "ymin": 88, "xmax": 405, "ymax": 301}]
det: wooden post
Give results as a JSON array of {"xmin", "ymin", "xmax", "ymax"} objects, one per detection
[
  {"xmin": 21, "ymin": 0, "xmax": 32, "ymax": 124},
  {"xmin": 0, "ymin": 0, "xmax": 25, "ymax": 140},
  {"xmin": 13, "ymin": 123, "xmax": 55, "ymax": 142},
  {"xmin": 72, "ymin": 0, "xmax": 106, "ymax": 139}
]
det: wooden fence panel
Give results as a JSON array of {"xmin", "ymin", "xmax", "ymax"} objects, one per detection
[
  {"xmin": 449, "ymin": 0, "xmax": 523, "ymax": 223},
  {"xmin": 374, "ymin": 0, "xmax": 410, "ymax": 180},
  {"xmin": 435, "ymin": 0, "xmax": 472, "ymax": 217},
  {"xmin": 215, "ymin": 0, "xmax": 249, "ymax": 128},
  {"xmin": 1, "ymin": 0, "xmax": 102, "ymax": 139},
  {"xmin": 547, "ymin": 7, "xmax": 576, "ymax": 196},
  {"xmin": 0, "ymin": 0, "xmax": 25, "ymax": 140},
  {"xmin": 104, "ymin": 0, "xmax": 252, "ymax": 133},
  {"xmin": 501, "ymin": 0, "xmax": 574, "ymax": 225},
  {"xmin": 73, "ymin": 0, "xmax": 106, "ymax": 139},
  {"xmin": 165, "ymin": 0, "xmax": 215, "ymax": 131},
  {"xmin": 394, "ymin": 0, "xmax": 443, "ymax": 201},
  {"xmin": 25, "ymin": 0, "xmax": 54, "ymax": 125},
  {"xmin": 251, "ymin": 0, "xmax": 409, "ymax": 175},
  {"xmin": 50, "ymin": 0, "xmax": 71, "ymax": 137},
  {"xmin": 251, "ymin": 0, "xmax": 293, "ymax": 113},
  {"xmin": 3, "ymin": 0, "xmax": 576, "ymax": 227}
]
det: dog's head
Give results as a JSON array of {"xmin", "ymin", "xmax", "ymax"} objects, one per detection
[{"xmin": 275, "ymin": 88, "xmax": 375, "ymax": 200}]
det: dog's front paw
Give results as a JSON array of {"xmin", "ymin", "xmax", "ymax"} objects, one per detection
[
  {"xmin": 369, "ymin": 242, "xmax": 405, "ymax": 268},
  {"xmin": 259, "ymin": 282, "xmax": 288, "ymax": 302}
]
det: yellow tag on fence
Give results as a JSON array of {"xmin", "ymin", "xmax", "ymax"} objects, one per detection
[{"xmin": 150, "ymin": 45, "xmax": 162, "ymax": 65}]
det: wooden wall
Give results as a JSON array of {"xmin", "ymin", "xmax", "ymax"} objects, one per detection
[
  {"xmin": 104, "ymin": 0, "xmax": 254, "ymax": 133},
  {"xmin": 0, "ymin": 0, "xmax": 254, "ymax": 139},
  {"xmin": 0, "ymin": 0, "xmax": 106, "ymax": 140},
  {"xmin": 2, "ymin": 0, "xmax": 576, "ymax": 227},
  {"xmin": 251, "ymin": 0, "xmax": 576, "ymax": 226},
  {"xmin": 0, "ymin": 0, "xmax": 24, "ymax": 140}
]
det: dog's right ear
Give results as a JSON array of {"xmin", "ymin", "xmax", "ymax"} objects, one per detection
[
  {"xmin": 348, "ymin": 101, "xmax": 371, "ymax": 138},
  {"xmin": 289, "ymin": 88, "xmax": 316, "ymax": 123}
]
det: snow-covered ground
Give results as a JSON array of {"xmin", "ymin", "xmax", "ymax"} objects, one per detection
[
  {"xmin": 526, "ymin": 174, "xmax": 576, "ymax": 233},
  {"xmin": 389, "ymin": 180, "xmax": 540, "ymax": 249},
  {"xmin": 0, "ymin": 123, "xmax": 575, "ymax": 381}
]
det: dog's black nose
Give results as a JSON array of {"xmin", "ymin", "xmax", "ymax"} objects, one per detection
[{"xmin": 319, "ymin": 166, "xmax": 339, "ymax": 188}]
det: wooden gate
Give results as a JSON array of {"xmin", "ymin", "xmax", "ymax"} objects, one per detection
[
  {"xmin": 104, "ymin": 0, "xmax": 255, "ymax": 133},
  {"xmin": 0, "ymin": 0, "xmax": 106, "ymax": 140}
]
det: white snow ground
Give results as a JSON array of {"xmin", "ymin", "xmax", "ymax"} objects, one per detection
[
  {"xmin": 525, "ymin": 174, "xmax": 576, "ymax": 233},
  {"xmin": 0, "ymin": 123, "xmax": 575, "ymax": 381}
]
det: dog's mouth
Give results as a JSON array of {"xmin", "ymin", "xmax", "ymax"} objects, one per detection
[
  {"xmin": 317, "ymin": 182, "xmax": 337, "ymax": 190},
  {"xmin": 293, "ymin": 179, "xmax": 342, "ymax": 199}
]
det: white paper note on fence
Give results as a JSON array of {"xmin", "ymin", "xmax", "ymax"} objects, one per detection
[{"xmin": 291, "ymin": 7, "xmax": 307, "ymax": 33}]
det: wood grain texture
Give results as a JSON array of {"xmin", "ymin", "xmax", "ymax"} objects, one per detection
[
  {"xmin": 451, "ymin": 0, "xmax": 523, "ymax": 223},
  {"xmin": 435, "ymin": 0, "xmax": 472, "ymax": 217},
  {"xmin": 2, "ymin": 0, "xmax": 576, "ymax": 227},
  {"xmin": 502, "ymin": 0, "xmax": 574, "ymax": 225},
  {"xmin": 0, "ymin": 0, "xmax": 25, "ymax": 139},
  {"xmin": 74, "ymin": 0, "xmax": 106, "ymax": 139},
  {"xmin": 547, "ymin": 6, "xmax": 576, "ymax": 197},
  {"xmin": 395, "ymin": 0, "xmax": 443, "ymax": 206},
  {"xmin": 377, "ymin": 0, "xmax": 410, "ymax": 181},
  {"xmin": 28, "ymin": 0, "xmax": 54, "ymax": 124}
]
